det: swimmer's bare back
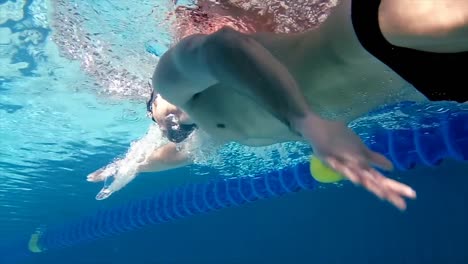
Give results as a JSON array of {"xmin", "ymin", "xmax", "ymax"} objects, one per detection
[{"xmin": 151, "ymin": 0, "xmax": 468, "ymax": 210}]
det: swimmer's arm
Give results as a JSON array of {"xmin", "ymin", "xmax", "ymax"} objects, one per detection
[
  {"xmin": 154, "ymin": 27, "xmax": 415, "ymax": 210},
  {"xmin": 137, "ymin": 142, "xmax": 192, "ymax": 173},
  {"xmin": 378, "ymin": 0, "xmax": 468, "ymax": 52},
  {"xmin": 87, "ymin": 143, "xmax": 192, "ymax": 182},
  {"xmin": 155, "ymin": 27, "xmax": 314, "ymax": 131},
  {"xmin": 153, "ymin": 34, "xmax": 218, "ymax": 106}
]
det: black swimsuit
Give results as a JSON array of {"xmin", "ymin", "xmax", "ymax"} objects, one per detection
[{"xmin": 351, "ymin": 0, "xmax": 468, "ymax": 103}]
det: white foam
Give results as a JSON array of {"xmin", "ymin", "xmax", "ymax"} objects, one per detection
[{"xmin": 97, "ymin": 124, "xmax": 169, "ymax": 199}]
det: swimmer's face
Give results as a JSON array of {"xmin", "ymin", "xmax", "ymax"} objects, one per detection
[
  {"xmin": 147, "ymin": 93, "xmax": 196, "ymax": 142},
  {"xmin": 149, "ymin": 94, "xmax": 181, "ymax": 129}
]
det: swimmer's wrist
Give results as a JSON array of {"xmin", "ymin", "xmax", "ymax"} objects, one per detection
[
  {"xmin": 291, "ymin": 111, "xmax": 331, "ymax": 145},
  {"xmin": 291, "ymin": 111, "xmax": 322, "ymax": 134}
]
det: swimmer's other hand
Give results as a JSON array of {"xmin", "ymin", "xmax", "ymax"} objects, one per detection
[
  {"xmin": 95, "ymin": 188, "xmax": 113, "ymax": 200},
  {"xmin": 86, "ymin": 164, "xmax": 118, "ymax": 182},
  {"xmin": 296, "ymin": 114, "xmax": 416, "ymax": 211}
]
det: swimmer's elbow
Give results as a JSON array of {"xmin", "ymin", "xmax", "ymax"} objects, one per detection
[
  {"xmin": 153, "ymin": 34, "xmax": 219, "ymax": 105},
  {"xmin": 153, "ymin": 27, "xmax": 254, "ymax": 105},
  {"xmin": 152, "ymin": 49, "xmax": 186, "ymax": 103}
]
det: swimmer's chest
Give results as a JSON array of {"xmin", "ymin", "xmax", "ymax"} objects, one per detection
[{"xmin": 183, "ymin": 85, "xmax": 298, "ymax": 145}]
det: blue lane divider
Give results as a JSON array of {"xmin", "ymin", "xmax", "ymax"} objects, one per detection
[{"xmin": 23, "ymin": 102, "xmax": 468, "ymax": 254}]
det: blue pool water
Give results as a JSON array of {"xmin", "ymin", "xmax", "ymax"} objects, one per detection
[{"xmin": 1, "ymin": 0, "xmax": 467, "ymax": 263}]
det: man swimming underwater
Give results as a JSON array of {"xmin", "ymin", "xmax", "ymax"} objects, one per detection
[{"xmin": 89, "ymin": 0, "xmax": 468, "ymax": 210}]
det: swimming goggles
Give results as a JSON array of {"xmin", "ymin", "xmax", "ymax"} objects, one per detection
[{"xmin": 146, "ymin": 83, "xmax": 158, "ymax": 123}]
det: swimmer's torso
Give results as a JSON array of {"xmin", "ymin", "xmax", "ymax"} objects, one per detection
[{"xmin": 181, "ymin": 1, "xmax": 426, "ymax": 146}]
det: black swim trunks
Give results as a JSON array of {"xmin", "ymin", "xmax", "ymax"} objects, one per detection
[{"xmin": 351, "ymin": 0, "xmax": 468, "ymax": 103}]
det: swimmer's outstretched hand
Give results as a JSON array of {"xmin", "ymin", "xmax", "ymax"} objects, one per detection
[
  {"xmin": 86, "ymin": 161, "xmax": 121, "ymax": 182},
  {"xmin": 87, "ymin": 166, "xmax": 114, "ymax": 182},
  {"xmin": 295, "ymin": 113, "xmax": 416, "ymax": 211}
]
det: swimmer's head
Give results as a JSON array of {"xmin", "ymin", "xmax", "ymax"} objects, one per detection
[{"xmin": 146, "ymin": 88, "xmax": 197, "ymax": 143}]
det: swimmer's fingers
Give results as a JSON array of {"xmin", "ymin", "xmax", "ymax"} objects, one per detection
[
  {"xmin": 367, "ymin": 151, "xmax": 393, "ymax": 171},
  {"xmin": 95, "ymin": 188, "xmax": 113, "ymax": 200},
  {"xmin": 364, "ymin": 167, "xmax": 416, "ymax": 210},
  {"xmin": 327, "ymin": 157, "xmax": 387, "ymax": 199},
  {"xmin": 326, "ymin": 157, "xmax": 360, "ymax": 184},
  {"xmin": 86, "ymin": 168, "xmax": 105, "ymax": 182},
  {"xmin": 365, "ymin": 150, "xmax": 416, "ymax": 209},
  {"xmin": 327, "ymin": 157, "xmax": 415, "ymax": 211},
  {"xmin": 378, "ymin": 174, "xmax": 416, "ymax": 199},
  {"xmin": 86, "ymin": 165, "xmax": 117, "ymax": 182}
]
